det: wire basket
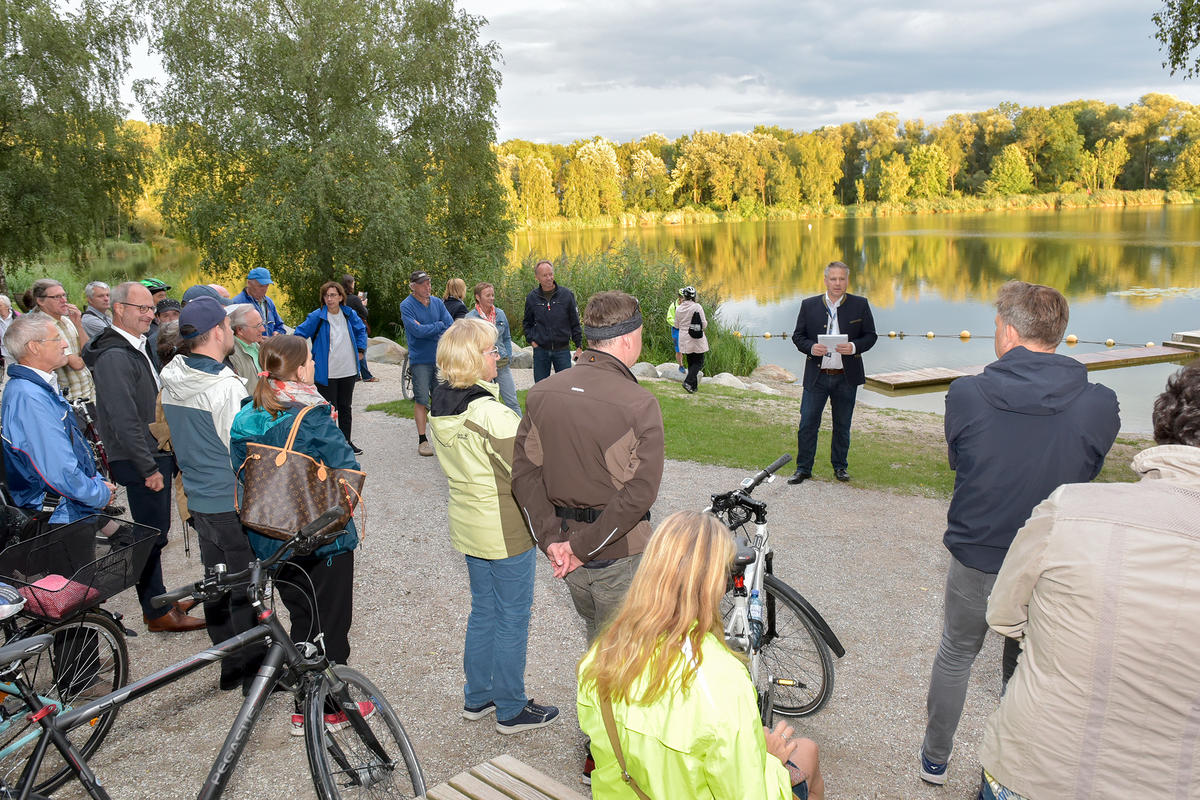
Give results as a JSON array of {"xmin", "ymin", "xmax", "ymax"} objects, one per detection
[{"xmin": 0, "ymin": 515, "xmax": 158, "ymax": 622}]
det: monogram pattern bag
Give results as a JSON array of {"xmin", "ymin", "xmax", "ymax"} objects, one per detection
[{"xmin": 235, "ymin": 405, "xmax": 365, "ymax": 540}]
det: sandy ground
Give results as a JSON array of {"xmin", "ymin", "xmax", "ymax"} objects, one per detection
[{"xmin": 48, "ymin": 362, "xmax": 1011, "ymax": 799}]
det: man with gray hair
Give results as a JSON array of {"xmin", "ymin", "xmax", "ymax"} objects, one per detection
[
  {"xmin": 225, "ymin": 303, "xmax": 265, "ymax": 392},
  {"xmin": 81, "ymin": 281, "xmax": 112, "ymax": 341},
  {"xmin": 919, "ymin": 280, "xmax": 1120, "ymax": 786}
]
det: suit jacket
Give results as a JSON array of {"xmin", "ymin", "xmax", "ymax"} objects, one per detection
[{"xmin": 791, "ymin": 293, "xmax": 877, "ymax": 388}]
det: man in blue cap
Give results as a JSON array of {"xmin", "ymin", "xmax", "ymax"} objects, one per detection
[{"xmin": 231, "ymin": 268, "xmax": 286, "ymax": 336}]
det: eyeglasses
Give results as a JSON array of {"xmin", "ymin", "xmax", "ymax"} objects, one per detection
[
  {"xmin": 39, "ymin": 293, "xmax": 67, "ymax": 301},
  {"xmin": 30, "ymin": 337, "xmax": 62, "ymax": 345},
  {"xmin": 483, "ymin": 347, "xmax": 499, "ymax": 357},
  {"xmin": 116, "ymin": 301, "xmax": 156, "ymax": 313}
]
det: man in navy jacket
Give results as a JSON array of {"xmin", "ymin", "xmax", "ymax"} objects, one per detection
[
  {"xmin": 788, "ymin": 261, "xmax": 877, "ymax": 484},
  {"xmin": 523, "ymin": 260, "xmax": 582, "ymax": 382}
]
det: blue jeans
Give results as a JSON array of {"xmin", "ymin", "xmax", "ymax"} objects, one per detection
[
  {"xmin": 410, "ymin": 362, "xmax": 436, "ymax": 407},
  {"xmin": 463, "ymin": 547, "xmax": 536, "ymax": 720},
  {"xmin": 795, "ymin": 371, "xmax": 858, "ymax": 472},
  {"xmin": 532, "ymin": 347, "xmax": 572, "ymax": 382},
  {"xmin": 359, "ymin": 356, "xmax": 375, "ymax": 381},
  {"xmin": 495, "ymin": 365, "xmax": 521, "ymax": 416}
]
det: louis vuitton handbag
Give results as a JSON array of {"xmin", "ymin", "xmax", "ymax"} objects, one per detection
[{"xmin": 235, "ymin": 405, "xmax": 365, "ymax": 540}]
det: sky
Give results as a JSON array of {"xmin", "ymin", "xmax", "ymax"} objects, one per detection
[{"xmin": 125, "ymin": 0, "xmax": 1200, "ymax": 144}]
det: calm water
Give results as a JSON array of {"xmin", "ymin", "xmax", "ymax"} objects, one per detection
[{"xmin": 513, "ymin": 206, "xmax": 1200, "ymax": 433}]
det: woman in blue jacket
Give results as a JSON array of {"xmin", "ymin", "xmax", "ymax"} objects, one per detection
[
  {"xmin": 465, "ymin": 282, "xmax": 520, "ymax": 416},
  {"xmin": 293, "ymin": 282, "xmax": 368, "ymax": 454},
  {"xmin": 229, "ymin": 334, "xmax": 366, "ymax": 734}
]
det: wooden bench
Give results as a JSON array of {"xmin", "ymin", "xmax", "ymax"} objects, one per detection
[{"xmin": 423, "ymin": 754, "xmax": 589, "ymax": 800}]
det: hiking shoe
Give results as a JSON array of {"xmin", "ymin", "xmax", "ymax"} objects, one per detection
[
  {"xmin": 919, "ymin": 748, "xmax": 951, "ymax": 785},
  {"xmin": 582, "ymin": 752, "xmax": 595, "ymax": 786},
  {"xmin": 418, "ymin": 440, "xmax": 434, "ymax": 457},
  {"xmin": 495, "ymin": 700, "xmax": 558, "ymax": 734},
  {"xmin": 290, "ymin": 700, "xmax": 376, "ymax": 737},
  {"xmin": 462, "ymin": 700, "xmax": 496, "ymax": 720}
]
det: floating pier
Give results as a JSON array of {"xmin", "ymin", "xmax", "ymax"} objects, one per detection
[{"xmin": 866, "ymin": 339, "xmax": 1197, "ymax": 394}]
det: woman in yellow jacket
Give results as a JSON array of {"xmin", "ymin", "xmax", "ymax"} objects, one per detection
[
  {"xmin": 577, "ymin": 511, "xmax": 824, "ymax": 799},
  {"xmin": 429, "ymin": 318, "xmax": 559, "ymax": 734}
]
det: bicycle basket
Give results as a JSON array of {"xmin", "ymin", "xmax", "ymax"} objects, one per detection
[{"xmin": 0, "ymin": 515, "xmax": 158, "ymax": 621}]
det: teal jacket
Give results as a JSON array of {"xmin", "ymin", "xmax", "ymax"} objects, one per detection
[
  {"xmin": 578, "ymin": 632, "xmax": 793, "ymax": 799},
  {"xmin": 229, "ymin": 399, "xmax": 360, "ymax": 560}
]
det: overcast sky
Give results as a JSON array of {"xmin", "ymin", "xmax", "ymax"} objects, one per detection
[{"xmin": 126, "ymin": 0, "xmax": 1200, "ymax": 144}]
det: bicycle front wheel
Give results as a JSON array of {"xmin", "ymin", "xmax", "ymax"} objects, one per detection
[
  {"xmin": 0, "ymin": 611, "xmax": 128, "ymax": 794},
  {"xmin": 304, "ymin": 665, "xmax": 425, "ymax": 799},
  {"xmin": 758, "ymin": 574, "xmax": 834, "ymax": 716},
  {"xmin": 399, "ymin": 356, "xmax": 412, "ymax": 401}
]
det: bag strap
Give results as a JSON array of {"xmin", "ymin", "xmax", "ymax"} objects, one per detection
[
  {"xmin": 283, "ymin": 404, "xmax": 319, "ymax": 451},
  {"xmin": 599, "ymin": 699, "xmax": 652, "ymax": 800}
]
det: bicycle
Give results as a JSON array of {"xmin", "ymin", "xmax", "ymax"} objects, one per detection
[
  {"xmin": 399, "ymin": 353, "xmax": 412, "ymax": 401},
  {"xmin": 0, "ymin": 508, "xmax": 426, "ymax": 800},
  {"xmin": 707, "ymin": 454, "xmax": 845, "ymax": 720}
]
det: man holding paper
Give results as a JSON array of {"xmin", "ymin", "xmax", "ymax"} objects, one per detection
[{"xmin": 788, "ymin": 261, "xmax": 877, "ymax": 484}]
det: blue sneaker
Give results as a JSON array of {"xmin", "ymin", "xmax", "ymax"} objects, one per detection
[
  {"xmin": 919, "ymin": 748, "xmax": 950, "ymax": 785},
  {"xmin": 496, "ymin": 700, "xmax": 559, "ymax": 734},
  {"xmin": 678, "ymin": 365, "xmax": 686, "ymax": 374},
  {"xmin": 462, "ymin": 700, "xmax": 496, "ymax": 720}
]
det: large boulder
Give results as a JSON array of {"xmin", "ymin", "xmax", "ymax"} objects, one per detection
[
  {"xmin": 708, "ymin": 372, "xmax": 747, "ymax": 390},
  {"xmin": 750, "ymin": 364, "xmax": 797, "ymax": 383},
  {"xmin": 365, "ymin": 337, "xmax": 407, "ymax": 365},
  {"xmin": 509, "ymin": 346, "xmax": 534, "ymax": 369},
  {"xmin": 630, "ymin": 362, "xmax": 658, "ymax": 379},
  {"xmin": 745, "ymin": 381, "xmax": 779, "ymax": 396},
  {"xmin": 656, "ymin": 362, "xmax": 686, "ymax": 382}
]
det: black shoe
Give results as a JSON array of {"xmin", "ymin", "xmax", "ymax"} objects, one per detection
[
  {"xmin": 350, "ymin": 442, "xmax": 364, "ymax": 455},
  {"xmin": 786, "ymin": 469, "xmax": 812, "ymax": 485},
  {"xmin": 834, "ymin": 468, "xmax": 850, "ymax": 482}
]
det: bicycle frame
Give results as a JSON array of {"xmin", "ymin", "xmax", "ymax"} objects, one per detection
[{"xmin": 0, "ymin": 682, "xmax": 63, "ymax": 763}]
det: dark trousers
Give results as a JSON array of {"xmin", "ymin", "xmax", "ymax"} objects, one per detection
[
  {"xmin": 317, "ymin": 376, "xmax": 356, "ymax": 443},
  {"xmin": 532, "ymin": 347, "xmax": 572, "ymax": 382},
  {"xmin": 108, "ymin": 455, "xmax": 173, "ymax": 619},
  {"xmin": 795, "ymin": 371, "xmax": 858, "ymax": 472},
  {"xmin": 191, "ymin": 510, "xmax": 266, "ymax": 691},
  {"xmin": 274, "ymin": 549, "xmax": 354, "ymax": 665},
  {"xmin": 684, "ymin": 352, "xmax": 705, "ymax": 391}
]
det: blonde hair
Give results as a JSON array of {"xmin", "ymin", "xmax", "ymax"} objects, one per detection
[
  {"xmin": 578, "ymin": 511, "xmax": 734, "ymax": 706},
  {"xmin": 436, "ymin": 318, "xmax": 497, "ymax": 388},
  {"xmin": 444, "ymin": 278, "xmax": 466, "ymax": 301}
]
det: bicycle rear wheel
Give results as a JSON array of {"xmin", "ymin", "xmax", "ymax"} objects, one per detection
[
  {"xmin": 399, "ymin": 356, "xmax": 412, "ymax": 401},
  {"xmin": 758, "ymin": 574, "xmax": 834, "ymax": 716},
  {"xmin": 304, "ymin": 665, "xmax": 425, "ymax": 799},
  {"xmin": 0, "ymin": 612, "xmax": 128, "ymax": 794}
]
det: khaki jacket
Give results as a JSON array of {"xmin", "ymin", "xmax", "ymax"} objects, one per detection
[
  {"xmin": 982, "ymin": 445, "xmax": 1200, "ymax": 799},
  {"xmin": 512, "ymin": 350, "xmax": 664, "ymax": 563}
]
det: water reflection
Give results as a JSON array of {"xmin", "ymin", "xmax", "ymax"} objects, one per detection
[{"xmin": 515, "ymin": 205, "xmax": 1200, "ymax": 433}]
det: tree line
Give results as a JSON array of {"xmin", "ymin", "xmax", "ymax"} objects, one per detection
[{"xmin": 495, "ymin": 94, "xmax": 1200, "ymax": 224}]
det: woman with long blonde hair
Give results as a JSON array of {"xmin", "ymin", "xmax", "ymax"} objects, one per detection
[{"xmin": 578, "ymin": 511, "xmax": 823, "ymax": 799}]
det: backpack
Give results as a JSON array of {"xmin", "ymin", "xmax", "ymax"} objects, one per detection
[{"xmin": 688, "ymin": 310, "xmax": 703, "ymax": 339}]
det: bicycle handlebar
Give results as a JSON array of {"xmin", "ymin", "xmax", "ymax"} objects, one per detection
[
  {"xmin": 745, "ymin": 454, "xmax": 791, "ymax": 493},
  {"xmin": 151, "ymin": 508, "xmax": 346, "ymax": 609}
]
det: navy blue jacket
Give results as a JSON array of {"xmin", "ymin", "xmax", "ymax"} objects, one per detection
[
  {"xmin": 943, "ymin": 346, "xmax": 1120, "ymax": 572},
  {"xmin": 791, "ymin": 293, "xmax": 877, "ymax": 388},
  {"xmin": 523, "ymin": 283, "xmax": 581, "ymax": 351},
  {"xmin": 294, "ymin": 306, "xmax": 368, "ymax": 386}
]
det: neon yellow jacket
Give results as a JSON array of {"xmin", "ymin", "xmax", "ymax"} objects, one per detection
[{"xmin": 578, "ymin": 632, "xmax": 793, "ymax": 799}]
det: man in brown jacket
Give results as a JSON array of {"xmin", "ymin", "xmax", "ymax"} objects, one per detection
[{"xmin": 513, "ymin": 290, "xmax": 664, "ymax": 644}]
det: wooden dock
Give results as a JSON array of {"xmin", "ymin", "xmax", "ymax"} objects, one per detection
[
  {"xmin": 867, "ymin": 343, "xmax": 1196, "ymax": 393},
  {"xmin": 423, "ymin": 754, "xmax": 588, "ymax": 800}
]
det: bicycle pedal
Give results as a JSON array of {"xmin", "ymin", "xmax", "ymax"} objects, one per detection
[{"xmin": 773, "ymin": 677, "xmax": 807, "ymax": 690}]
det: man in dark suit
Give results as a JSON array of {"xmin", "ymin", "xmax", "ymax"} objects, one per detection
[{"xmin": 788, "ymin": 261, "xmax": 877, "ymax": 484}]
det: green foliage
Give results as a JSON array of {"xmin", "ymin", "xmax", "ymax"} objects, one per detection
[
  {"xmin": 877, "ymin": 153, "xmax": 913, "ymax": 203},
  {"xmin": 563, "ymin": 139, "xmax": 622, "ymax": 219},
  {"xmin": 518, "ymin": 155, "xmax": 558, "ymax": 221},
  {"xmin": 0, "ymin": 0, "xmax": 145, "ymax": 293},
  {"xmin": 138, "ymin": 0, "xmax": 510, "ymax": 333},
  {"xmin": 908, "ymin": 144, "xmax": 950, "ymax": 198},
  {"xmin": 1154, "ymin": 0, "xmax": 1200, "ymax": 78},
  {"xmin": 985, "ymin": 144, "xmax": 1035, "ymax": 195}
]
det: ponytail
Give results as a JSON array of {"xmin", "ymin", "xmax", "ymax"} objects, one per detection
[{"xmin": 252, "ymin": 335, "xmax": 310, "ymax": 417}]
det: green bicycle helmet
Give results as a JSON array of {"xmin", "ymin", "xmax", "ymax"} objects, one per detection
[{"xmin": 140, "ymin": 278, "xmax": 172, "ymax": 293}]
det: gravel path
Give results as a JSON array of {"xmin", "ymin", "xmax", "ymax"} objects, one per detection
[{"xmin": 63, "ymin": 362, "xmax": 1000, "ymax": 799}]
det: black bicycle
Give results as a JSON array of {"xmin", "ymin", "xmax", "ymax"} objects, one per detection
[{"xmin": 0, "ymin": 509, "xmax": 426, "ymax": 800}]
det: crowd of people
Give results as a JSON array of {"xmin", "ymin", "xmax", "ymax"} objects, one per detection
[{"xmin": 1, "ymin": 257, "xmax": 1198, "ymax": 798}]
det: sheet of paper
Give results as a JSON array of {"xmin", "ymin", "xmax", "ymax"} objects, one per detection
[{"xmin": 818, "ymin": 334, "xmax": 848, "ymax": 349}]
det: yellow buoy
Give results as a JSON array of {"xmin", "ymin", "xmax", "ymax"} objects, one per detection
[
  {"xmin": 888, "ymin": 331, "xmax": 897, "ymax": 338},
  {"xmin": 1146, "ymin": 341, "xmax": 1155, "ymax": 348},
  {"xmin": 763, "ymin": 332, "xmax": 771, "ymax": 339},
  {"xmin": 1105, "ymin": 338, "xmax": 1115, "ymax": 347},
  {"xmin": 960, "ymin": 330, "xmax": 971, "ymax": 339},
  {"xmin": 1065, "ymin": 334, "xmax": 1078, "ymax": 344},
  {"xmin": 926, "ymin": 331, "xmax": 935, "ymax": 339},
  {"xmin": 734, "ymin": 330, "xmax": 743, "ymax": 338}
]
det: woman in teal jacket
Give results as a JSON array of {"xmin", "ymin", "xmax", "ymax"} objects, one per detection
[
  {"xmin": 429, "ymin": 318, "xmax": 558, "ymax": 734},
  {"xmin": 229, "ymin": 335, "xmax": 363, "ymax": 733},
  {"xmin": 577, "ymin": 511, "xmax": 824, "ymax": 799}
]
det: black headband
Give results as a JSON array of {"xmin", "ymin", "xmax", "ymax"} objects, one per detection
[{"xmin": 584, "ymin": 308, "xmax": 643, "ymax": 341}]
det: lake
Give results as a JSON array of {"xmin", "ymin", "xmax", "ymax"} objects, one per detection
[{"xmin": 513, "ymin": 206, "xmax": 1200, "ymax": 433}]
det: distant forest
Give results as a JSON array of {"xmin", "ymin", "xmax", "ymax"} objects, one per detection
[{"xmin": 494, "ymin": 94, "xmax": 1200, "ymax": 225}]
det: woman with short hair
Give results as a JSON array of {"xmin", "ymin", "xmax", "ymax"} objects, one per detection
[
  {"xmin": 465, "ymin": 281, "xmax": 520, "ymax": 416},
  {"xmin": 294, "ymin": 281, "xmax": 368, "ymax": 454},
  {"xmin": 429, "ymin": 318, "xmax": 558, "ymax": 734},
  {"xmin": 578, "ymin": 510, "xmax": 824, "ymax": 799}
]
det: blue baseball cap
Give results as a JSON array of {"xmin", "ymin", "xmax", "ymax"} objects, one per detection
[
  {"xmin": 178, "ymin": 297, "xmax": 228, "ymax": 339},
  {"xmin": 246, "ymin": 267, "xmax": 273, "ymax": 285}
]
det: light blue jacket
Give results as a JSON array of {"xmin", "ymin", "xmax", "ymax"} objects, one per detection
[
  {"xmin": 465, "ymin": 306, "xmax": 514, "ymax": 361},
  {"xmin": 293, "ymin": 306, "xmax": 368, "ymax": 386}
]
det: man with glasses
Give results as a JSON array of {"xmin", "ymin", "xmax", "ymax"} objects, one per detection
[
  {"xmin": 28, "ymin": 278, "xmax": 95, "ymax": 404},
  {"xmin": 83, "ymin": 282, "xmax": 204, "ymax": 633},
  {"xmin": 225, "ymin": 304, "xmax": 266, "ymax": 392},
  {"xmin": 1, "ymin": 315, "xmax": 112, "ymax": 523}
]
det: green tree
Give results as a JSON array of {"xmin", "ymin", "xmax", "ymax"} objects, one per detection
[
  {"xmin": 0, "ymin": 0, "xmax": 145, "ymax": 293},
  {"xmin": 932, "ymin": 114, "xmax": 976, "ymax": 192},
  {"xmin": 1154, "ymin": 0, "xmax": 1200, "ymax": 77},
  {"xmin": 139, "ymin": 0, "xmax": 507, "ymax": 326},
  {"xmin": 984, "ymin": 144, "xmax": 1034, "ymax": 195},
  {"xmin": 518, "ymin": 155, "xmax": 557, "ymax": 221},
  {"xmin": 877, "ymin": 152, "xmax": 913, "ymax": 202},
  {"xmin": 1095, "ymin": 138, "xmax": 1130, "ymax": 189},
  {"xmin": 908, "ymin": 144, "xmax": 950, "ymax": 198},
  {"xmin": 625, "ymin": 148, "xmax": 671, "ymax": 212},
  {"xmin": 1169, "ymin": 139, "xmax": 1200, "ymax": 189},
  {"xmin": 563, "ymin": 138, "xmax": 622, "ymax": 218},
  {"xmin": 497, "ymin": 153, "xmax": 520, "ymax": 224},
  {"xmin": 791, "ymin": 131, "xmax": 843, "ymax": 206}
]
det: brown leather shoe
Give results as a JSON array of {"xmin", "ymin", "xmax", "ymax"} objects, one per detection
[
  {"xmin": 174, "ymin": 598, "xmax": 200, "ymax": 615},
  {"xmin": 145, "ymin": 608, "xmax": 207, "ymax": 633}
]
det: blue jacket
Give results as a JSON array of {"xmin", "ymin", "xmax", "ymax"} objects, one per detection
[
  {"xmin": 522, "ymin": 283, "xmax": 581, "ymax": 351},
  {"xmin": 1, "ymin": 364, "xmax": 111, "ymax": 523},
  {"xmin": 943, "ymin": 346, "xmax": 1120, "ymax": 572},
  {"xmin": 400, "ymin": 295, "xmax": 453, "ymax": 365},
  {"xmin": 231, "ymin": 290, "xmax": 287, "ymax": 336},
  {"xmin": 465, "ymin": 306, "xmax": 514, "ymax": 361},
  {"xmin": 229, "ymin": 400, "xmax": 360, "ymax": 561},
  {"xmin": 293, "ymin": 306, "xmax": 368, "ymax": 386}
]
